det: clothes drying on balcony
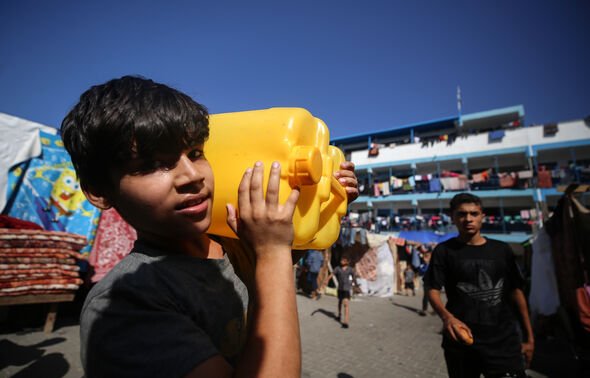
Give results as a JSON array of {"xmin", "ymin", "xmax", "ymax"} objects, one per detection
[
  {"xmin": 537, "ymin": 167, "xmax": 553, "ymax": 188},
  {"xmin": 488, "ymin": 129, "xmax": 506, "ymax": 142},
  {"xmin": 439, "ymin": 176, "xmax": 468, "ymax": 191},
  {"xmin": 499, "ymin": 172, "xmax": 518, "ymax": 188},
  {"xmin": 429, "ymin": 178, "xmax": 441, "ymax": 192},
  {"xmin": 472, "ymin": 169, "xmax": 491, "ymax": 183},
  {"xmin": 543, "ymin": 123, "xmax": 559, "ymax": 137}
]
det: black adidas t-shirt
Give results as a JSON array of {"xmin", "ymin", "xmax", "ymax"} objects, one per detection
[{"xmin": 424, "ymin": 237, "xmax": 523, "ymax": 328}]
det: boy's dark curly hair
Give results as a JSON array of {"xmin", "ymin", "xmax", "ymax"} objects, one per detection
[{"xmin": 61, "ymin": 75, "xmax": 209, "ymax": 194}]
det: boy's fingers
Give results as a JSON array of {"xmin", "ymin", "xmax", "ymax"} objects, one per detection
[
  {"xmin": 249, "ymin": 161, "xmax": 265, "ymax": 205},
  {"xmin": 237, "ymin": 167, "xmax": 253, "ymax": 216},
  {"xmin": 447, "ymin": 327, "xmax": 457, "ymax": 341},
  {"xmin": 345, "ymin": 186, "xmax": 358, "ymax": 194},
  {"xmin": 340, "ymin": 161, "xmax": 355, "ymax": 170},
  {"xmin": 336, "ymin": 169, "xmax": 354, "ymax": 179},
  {"xmin": 338, "ymin": 176, "xmax": 355, "ymax": 186},
  {"xmin": 265, "ymin": 162, "xmax": 281, "ymax": 209},
  {"xmin": 282, "ymin": 187, "xmax": 300, "ymax": 216},
  {"xmin": 225, "ymin": 204, "xmax": 238, "ymax": 235}
]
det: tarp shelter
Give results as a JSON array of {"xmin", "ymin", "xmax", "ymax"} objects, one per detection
[
  {"xmin": 1, "ymin": 113, "xmax": 101, "ymax": 254},
  {"xmin": 397, "ymin": 230, "xmax": 458, "ymax": 244}
]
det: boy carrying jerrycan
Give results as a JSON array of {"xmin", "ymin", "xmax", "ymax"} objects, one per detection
[{"xmin": 61, "ymin": 75, "xmax": 358, "ymax": 378}]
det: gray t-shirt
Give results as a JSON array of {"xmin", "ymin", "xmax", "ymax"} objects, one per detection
[
  {"xmin": 334, "ymin": 266, "xmax": 355, "ymax": 292},
  {"xmin": 80, "ymin": 240, "xmax": 249, "ymax": 378},
  {"xmin": 404, "ymin": 269, "xmax": 415, "ymax": 283}
]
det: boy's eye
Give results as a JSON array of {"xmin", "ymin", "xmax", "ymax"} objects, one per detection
[
  {"xmin": 130, "ymin": 158, "xmax": 177, "ymax": 175},
  {"xmin": 187, "ymin": 148, "xmax": 204, "ymax": 161}
]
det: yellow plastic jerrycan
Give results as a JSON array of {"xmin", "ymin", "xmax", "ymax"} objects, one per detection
[{"xmin": 204, "ymin": 108, "xmax": 348, "ymax": 250}]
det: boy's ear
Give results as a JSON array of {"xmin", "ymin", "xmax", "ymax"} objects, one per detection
[{"xmin": 83, "ymin": 188, "xmax": 112, "ymax": 210}]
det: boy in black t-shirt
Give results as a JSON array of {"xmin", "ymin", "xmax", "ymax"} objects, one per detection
[{"xmin": 424, "ymin": 193, "xmax": 534, "ymax": 378}]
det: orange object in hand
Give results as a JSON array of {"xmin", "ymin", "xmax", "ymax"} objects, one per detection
[{"xmin": 453, "ymin": 324, "xmax": 474, "ymax": 345}]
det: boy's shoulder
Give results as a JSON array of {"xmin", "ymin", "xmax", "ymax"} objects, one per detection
[
  {"xmin": 482, "ymin": 237, "xmax": 510, "ymax": 250},
  {"xmin": 86, "ymin": 242, "xmax": 237, "ymax": 304}
]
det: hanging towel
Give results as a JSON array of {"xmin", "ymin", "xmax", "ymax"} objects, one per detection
[
  {"xmin": 517, "ymin": 170, "xmax": 533, "ymax": 179},
  {"xmin": 0, "ymin": 113, "xmax": 55, "ymax": 213},
  {"xmin": 411, "ymin": 248, "xmax": 421, "ymax": 269},
  {"xmin": 543, "ymin": 123, "xmax": 558, "ymax": 137},
  {"xmin": 488, "ymin": 129, "xmax": 505, "ymax": 142},
  {"xmin": 529, "ymin": 228, "xmax": 560, "ymax": 316},
  {"xmin": 429, "ymin": 178, "xmax": 441, "ymax": 192},
  {"xmin": 374, "ymin": 183, "xmax": 381, "ymax": 196}
]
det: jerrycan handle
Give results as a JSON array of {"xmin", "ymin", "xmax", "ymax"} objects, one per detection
[
  {"xmin": 288, "ymin": 146, "xmax": 323, "ymax": 187},
  {"xmin": 329, "ymin": 175, "xmax": 348, "ymax": 205}
]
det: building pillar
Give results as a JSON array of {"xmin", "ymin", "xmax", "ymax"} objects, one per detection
[{"xmin": 499, "ymin": 197, "xmax": 507, "ymax": 234}]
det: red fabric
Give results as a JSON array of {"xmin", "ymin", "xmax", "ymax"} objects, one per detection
[
  {"xmin": 0, "ymin": 229, "xmax": 87, "ymax": 251},
  {"xmin": 89, "ymin": 208, "xmax": 137, "ymax": 282},
  {"xmin": 0, "ymin": 215, "xmax": 43, "ymax": 230},
  {"xmin": 0, "ymin": 257, "xmax": 76, "ymax": 264},
  {"xmin": 0, "ymin": 278, "xmax": 83, "ymax": 289},
  {"xmin": 0, "ymin": 283, "xmax": 80, "ymax": 295},
  {"xmin": 0, "ymin": 263, "xmax": 79, "ymax": 271},
  {"xmin": 499, "ymin": 172, "xmax": 517, "ymax": 188},
  {"xmin": 355, "ymin": 247, "xmax": 378, "ymax": 281},
  {"xmin": 537, "ymin": 170, "xmax": 553, "ymax": 188},
  {"xmin": 0, "ymin": 247, "xmax": 84, "ymax": 259},
  {"xmin": 0, "ymin": 269, "xmax": 80, "ymax": 280},
  {"xmin": 0, "ymin": 252, "xmax": 75, "ymax": 259},
  {"xmin": 0, "ymin": 289, "xmax": 73, "ymax": 297}
]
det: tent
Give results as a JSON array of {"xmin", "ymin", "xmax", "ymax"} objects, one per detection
[{"xmin": 397, "ymin": 230, "xmax": 458, "ymax": 244}]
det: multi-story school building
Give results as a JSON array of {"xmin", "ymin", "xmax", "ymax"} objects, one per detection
[{"xmin": 331, "ymin": 105, "xmax": 590, "ymax": 243}]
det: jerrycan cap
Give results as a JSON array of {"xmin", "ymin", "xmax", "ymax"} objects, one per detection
[{"xmin": 289, "ymin": 146, "xmax": 322, "ymax": 186}]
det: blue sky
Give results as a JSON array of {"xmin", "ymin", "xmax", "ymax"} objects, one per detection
[{"xmin": 1, "ymin": 0, "xmax": 588, "ymax": 138}]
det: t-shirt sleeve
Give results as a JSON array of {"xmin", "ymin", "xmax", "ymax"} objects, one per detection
[
  {"xmin": 81, "ymin": 285, "xmax": 219, "ymax": 378},
  {"xmin": 423, "ymin": 244, "xmax": 447, "ymax": 290},
  {"xmin": 505, "ymin": 244, "xmax": 525, "ymax": 291}
]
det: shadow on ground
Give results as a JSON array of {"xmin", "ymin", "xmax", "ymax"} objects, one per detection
[
  {"xmin": 310, "ymin": 308, "xmax": 339, "ymax": 322},
  {"xmin": 0, "ymin": 338, "xmax": 70, "ymax": 377},
  {"xmin": 391, "ymin": 301, "xmax": 422, "ymax": 315}
]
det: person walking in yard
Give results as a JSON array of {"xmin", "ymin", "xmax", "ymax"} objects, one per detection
[
  {"xmin": 404, "ymin": 264, "xmax": 416, "ymax": 296},
  {"xmin": 418, "ymin": 245, "xmax": 433, "ymax": 316},
  {"xmin": 322, "ymin": 255, "xmax": 356, "ymax": 328},
  {"xmin": 305, "ymin": 249, "xmax": 324, "ymax": 300}
]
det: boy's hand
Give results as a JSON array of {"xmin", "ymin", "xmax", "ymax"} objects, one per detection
[
  {"xmin": 443, "ymin": 315, "xmax": 473, "ymax": 345},
  {"xmin": 334, "ymin": 161, "xmax": 359, "ymax": 203},
  {"xmin": 226, "ymin": 161, "xmax": 300, "ymax": 258},
  {"xmin": 521, "ymin": 340, "xmax": 534, "ymax": 368}
]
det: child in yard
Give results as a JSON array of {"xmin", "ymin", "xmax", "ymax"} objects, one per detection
[
  {"xmin": 322, "ymin": 255, "xmax": 356, "ymax": 328},
  {"xmin": 404, "ymin": 264, "xmax": 416, "ymax": 296},
  {"xmin": 61, "ymin": 75, "xmax": 358, "ymax": 377}
]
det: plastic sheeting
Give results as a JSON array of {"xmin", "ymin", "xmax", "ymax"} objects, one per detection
[
  {"xmin": 0, "ymin": 113, "xmax": 57, "ymax": 213},
  {"xmin": 529, "ymin": 227, "xmax": 560, "ymax": 316},
  {"xmin": 4, "ymin": 131, "xmax": 101, "ymax": 254},
  {"xmin": 397, "ymin": 230, "xmax": 457, "ymax": 244},
  {"xmin": 356, "ymin": 242, "xmax": 395, "ymax": 297}
]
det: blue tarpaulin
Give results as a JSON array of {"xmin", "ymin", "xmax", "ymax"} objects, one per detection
[
  {"xmin": 398, "ymin": 230, "xmax": 457, "ymax": 244},
  {"xmin": 5, "ymin": 131, "xmax": 101, "ymax": 253}
]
